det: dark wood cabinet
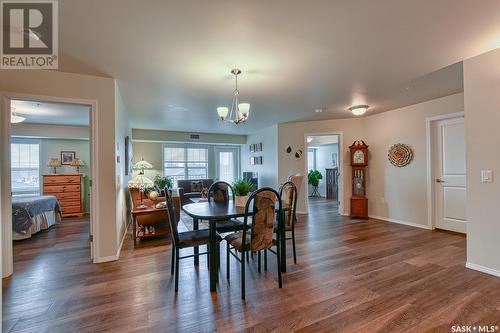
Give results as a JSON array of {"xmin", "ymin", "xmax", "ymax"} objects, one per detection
[{"xmin": 325, "ymin": 168, "xmax": 339, "ymax": 200}]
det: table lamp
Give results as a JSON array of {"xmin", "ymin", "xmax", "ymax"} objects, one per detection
[
  {"xmin": 128, "ymin": 174, "xmax": 154, "ymax": 209},
  {"xmin": 47, "ymin": 158, "xmax": 61, "ymax": 174},
  {"xmin": 132, "ymin": 158, "xmax": 153, "ymax": 175},
  {"xmin": 71, "ymin": 158, "xmax": 85, "ymax": 173}
]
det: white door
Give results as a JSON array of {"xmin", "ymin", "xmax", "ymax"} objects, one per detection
[
  {"xmin": 434, "ymin": 117, "xmax": 466, "ymax": 233},
  {"xmin": 215, "ymin": 147, "xmax": 239, "ymax": 183}
]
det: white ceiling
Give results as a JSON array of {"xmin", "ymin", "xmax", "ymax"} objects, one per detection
[
  {"xmin": 11, "ymin": 100, "xmax": 90, "ymax": 126},
  {"xmin": 57, "ymin": 0, "xmax": 500, "ymax": 134}
]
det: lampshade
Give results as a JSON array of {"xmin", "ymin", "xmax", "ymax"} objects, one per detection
[
  {"xmin": 127, "ymin": 174, "xmax": 154, "ymax": 189},
  {"xmin": 11, "ymin": 114, "xmax": 26, "ymax": 123},
  {"xmin": 349, "ymin": 105, "xmax": 369, "ymax": 116},
  {"xmin": 132, "ymin": 159, "xmax": 153, "ymax": 171},
  {"xmin": 71, "ymin": 158, "xmax": 85, "ymax": 167},
  {"xmin": 238, "ymin": 103, "xmax": 250, "ymax": 117},
  {"xmin": 217, "ymin": 107, "xmax": 229, "ymax": 119},
  {"xmin": 47, "ymin": 158, "xmax": 61, "ymax": 167}
]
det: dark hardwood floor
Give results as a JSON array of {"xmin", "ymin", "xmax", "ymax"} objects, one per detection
[{"xmin": 3, "ymin": 203, "xmax": 500, "ymax": 332}]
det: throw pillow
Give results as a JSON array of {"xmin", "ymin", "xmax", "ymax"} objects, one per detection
[{"xmin": 190, "ymin": 181, "xmax": 204, "ymax": 192}]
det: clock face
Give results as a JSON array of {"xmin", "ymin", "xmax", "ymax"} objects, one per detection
[{"xmin": 353, "ymin": 150, "xmax": 365, "ymax": 164}]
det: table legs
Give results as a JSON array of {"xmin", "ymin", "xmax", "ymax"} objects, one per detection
[
  {"xmin": 209, "ymin": 219, "xmax": 217, "ymax": 292},
  {"xmin": 133, "ymin": 215, "xmax": 137, "ymax": 248},
  {"xmin": 193, "ymin": 218, "xmax": 199, "ymax": 265}
]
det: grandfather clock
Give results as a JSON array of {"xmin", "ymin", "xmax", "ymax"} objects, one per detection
[{"xmin": 350, "ymin": 140, "xmax": 369, "ymax": 218}]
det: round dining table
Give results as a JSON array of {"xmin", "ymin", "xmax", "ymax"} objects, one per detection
[{"xmin": 182, "ymin": 200, "xmax": 287, "ymax": 292}]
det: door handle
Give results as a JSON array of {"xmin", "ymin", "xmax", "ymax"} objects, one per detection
[{"xmin": 436, "ymin": 179, "xmax": 446, "ymax": 183}]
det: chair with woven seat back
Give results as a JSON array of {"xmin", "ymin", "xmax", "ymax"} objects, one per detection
[
  {"xmin": 224, "ymin": 187, "xmax": 283, "ymax": 299},
  {"xmin": 275, "ymin": 181, "xmax": 299, "ymax": 264},
  {"xmin": 165, "ymin": 189, "xmax": 221, "ymax": 292},
  {"xmin": 208, "ymin": 181, "xmax": 245, "ymax": 233}
]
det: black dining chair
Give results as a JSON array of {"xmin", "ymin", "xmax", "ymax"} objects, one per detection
[
  {"xmin": 275, "ymin": 181, "xmax": 299, "ymax": 264},
  {"xmin": 208, "ymin": 181, "xmax": 245, "ymax": 233},
  {"xmin": 165, "ymin": 190, "xmax": 222, "ymax": 292},
  {"xmin": 224, "ymin": 187, "xmax": 283, "ymax": 299}
]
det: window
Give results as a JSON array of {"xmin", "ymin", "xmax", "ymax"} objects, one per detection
[
  {"xmin": 164, "ymin": 144, "xmax": 208, "ymax": 185},
  {"xmin": 11, "ymin": 141, "xmax": 40, "ymax": 196},
  {"xmin": 307, "ymin": 148, "xmax": 316, "ymax": 171}
]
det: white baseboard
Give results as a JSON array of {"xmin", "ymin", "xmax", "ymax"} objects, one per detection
[
  {"xmin": 466, "ymin": 262, "xmax": 500, "ymax": 278},
  {"xmin": 94, "ymin": 254, "xmax": 119, "ymax": 263},
  {"xmin": 369, "ymin": 215, "xmax": 432, "ymax": 230}
]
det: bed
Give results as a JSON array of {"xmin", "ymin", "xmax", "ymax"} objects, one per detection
[{"xmin": 12, "ymin": 195, "xmax": 62, "ymax": 240}]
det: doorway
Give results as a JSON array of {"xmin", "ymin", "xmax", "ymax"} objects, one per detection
[
  {"xmin": 428, "ymin": 114, "xmax": 466, "ymax": 233},
  {"xmin": 1, "ymin": 94, "xmax": 98, "ymax": 278},
  {"xmin": 306, "ymin": 134, "xmax": 341, "ymax": 215},
  {"xmin": 215, "ymin": 146, "xmax": 240, "ymax": 183}
]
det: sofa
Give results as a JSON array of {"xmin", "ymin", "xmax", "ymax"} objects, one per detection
[{"xmin": 177, "ymin": 179, "xmax": 214, "ymax": 205}]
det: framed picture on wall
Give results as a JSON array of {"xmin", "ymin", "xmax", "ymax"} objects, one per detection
[
  {"xmin": 61, "ymin": 151, "xmax": 76, "ymax": 165},
  {"xmin": 332, "ymin": 152, "xmax": 338, "ymax": 167},
  {"xmin": 250, "ymin": 144, "xmax": 255, "ymax": 153},
  {"xmin": 256, "ymin": 143, "xmax": 263, "ymax": 152},
  {"xmin": 125, "ymin": 136, "xmax": 133, "ymax": 176}
]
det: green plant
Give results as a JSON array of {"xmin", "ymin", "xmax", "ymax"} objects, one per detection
[
  {"xmin": 154, "ymin": 174, "xmax": 172, "ymax": 190},
  {"xmin": 308, "ymin": 170, "xmax": 323, "ymax": 187},
  {"xmin": 232, "ymin": 179, "xmax": 253, "ymax": 196}
]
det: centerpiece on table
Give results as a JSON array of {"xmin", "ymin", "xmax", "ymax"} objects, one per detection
[{"xmin": 232, "ymin": 179, "xmax": 254, "ymax": 207}]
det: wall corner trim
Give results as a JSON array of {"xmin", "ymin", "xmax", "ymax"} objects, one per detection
[
  {"xmin": 369, "ymin": 215, "xmax": 433, "ymax": 230},
  {"xmin": 465, "ymin": 262, "xmax": 500, "ymax": 278},
  {"xmin": 94, "ymin": 221, "xmax": 130, "ymax": 264}
]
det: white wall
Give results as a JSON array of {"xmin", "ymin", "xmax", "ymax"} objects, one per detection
[
  {"xmin": 0, "ymin": 69, "xmax": 122, "ymax": 271},
  {"xmin": 278, "ymin": 93, "xmax": 464, "ymax": 219},
  {"xmin": 463, "ymin": 48, "xmax": 500, "ymax": 275},
  {"xmin": 11, "ymin": 123, "xmax": 89, "ymax": 139},
  {"xmin": 279, "ymin": 118, "xmax": 365, "ymax": 213},
  {"xmin": 364, "ymin": 93, "xmax": 464, "ymax": 226},
  {"xmin": 241, "ymin": 125, "xmax": 279, "ymax": 189},
  {"xmin": 114, "ymin": 85, "xmax": 132, "ymax": 253}
]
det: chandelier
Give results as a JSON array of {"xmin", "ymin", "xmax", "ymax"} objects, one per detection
[{"xmin": 217, "ymin": 69, "xmax": 250, "ymax": 124}]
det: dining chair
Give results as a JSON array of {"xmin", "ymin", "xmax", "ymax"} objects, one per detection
[
  {"xmin": 224, "ymin": 187, "xmax": 283, "ymax": 299},
  {"xmin": 208, "ymin": 181, "xmax": 245, "ymax": 233},
  {"xmin": 165, "ymin": 189, "xmax": 221, "ymax": 292},
  {"xmin": 276, "ymin": 181, "xmax": 299, "ymax": 264}
]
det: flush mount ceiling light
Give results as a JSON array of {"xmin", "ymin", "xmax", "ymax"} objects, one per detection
[
  {"xmin": 10, "ymin": 107, "xmax": 26, "ymax": 123},
  {"xmin": 217, "ymin": 69, "xmax": 250, "ymax": 125},
  {"xmin": 349, "ymin": 104, "xmax": 369, "ymax": 116}
]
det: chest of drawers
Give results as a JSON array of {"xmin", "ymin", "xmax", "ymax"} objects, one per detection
[{"xmin": 43, "ymin": 174, "xmax": 84, "ymax": 218}]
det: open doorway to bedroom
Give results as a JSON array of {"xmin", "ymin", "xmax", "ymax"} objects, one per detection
[
  {"xmin": 8, "ymin": 99, "xmax": 92, "ymax": 274},
  {"xmin": 306, "ymin": 134, "xmax": 341, "ymax": 215}
]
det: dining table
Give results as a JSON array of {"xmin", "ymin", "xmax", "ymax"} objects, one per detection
[{"xmin": 182, "ymin": 200, "xmax": 288, "ymax": 292}]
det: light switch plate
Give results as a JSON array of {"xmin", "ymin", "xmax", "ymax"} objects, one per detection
[{"xmin": 481, "ymin": 170, "xmax": 492, "ymax": 183}]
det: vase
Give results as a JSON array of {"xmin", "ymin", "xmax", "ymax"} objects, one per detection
[{"xmin": 235, "ymin": 195, "xmax": 249, "ymax": 207}]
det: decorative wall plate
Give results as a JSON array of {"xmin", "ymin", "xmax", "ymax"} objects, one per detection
[{"xmin": 388, "ymin": 143, "xmax": 413, "ymax": 167}]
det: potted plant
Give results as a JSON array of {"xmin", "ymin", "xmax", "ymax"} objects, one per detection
[
  {"xmin": 308, "ymin": 170, "xmax": 323, "ymax": 197},
  {"xmin": 232, "ymin": 179, "xmax": 254, "ymax": 207},
  {"xmin": 153, "ymin": 175, "xmax": 173, "ymax": 196}
]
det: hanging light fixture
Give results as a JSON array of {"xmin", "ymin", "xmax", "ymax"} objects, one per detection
[
  {"xmin": 217, "ymin": 69, "xmax": 250, "ymax": 124},
  {"xmin": 349, "ymin": 104, "xmax": 369, "ymax": 116},
  {"xmin": 10, "ymin": 107, "xmax": 25, "ymax": 123}
]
